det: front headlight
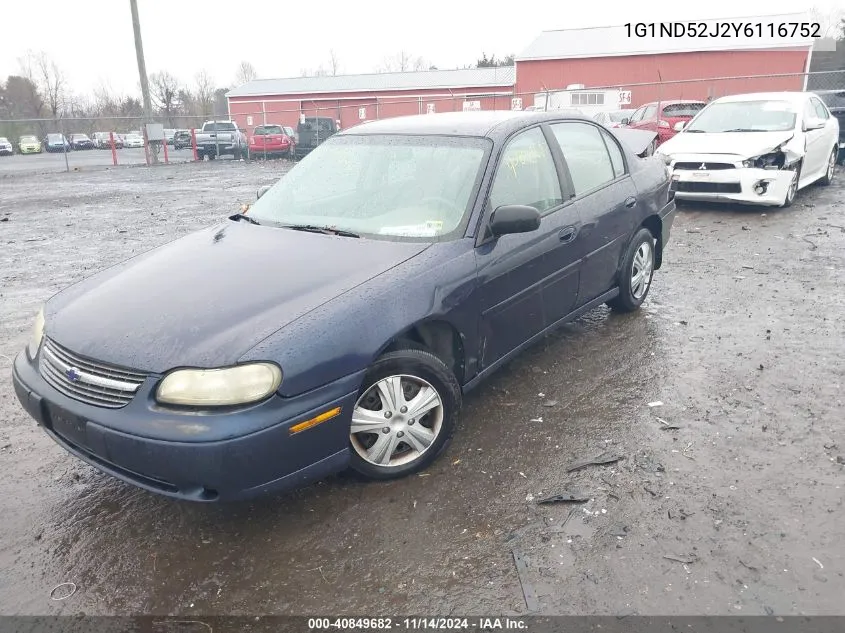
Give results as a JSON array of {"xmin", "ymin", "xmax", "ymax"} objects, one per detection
[
  {"xmin": 27, "ymin": 306, "xmax": 45, "ymax": 360},
  {"xmin": 742, "ymin": 151, "xmax": 785, "ymax": 170},
  {"xmin": 156, "ymin": 363, "xmax": 283, "ymax": 407}
]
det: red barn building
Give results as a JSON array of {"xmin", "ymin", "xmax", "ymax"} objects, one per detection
[
  {"xmin": 226, "ymin": 67, "xmax": 515, "ymax": 133},
  {"xmin": 226, "ymin": 14, "xmax": 819, "ymax": 129},
  {"xmin": 515, "ymin": 15, "xmax": 815, "ymax": 107}
]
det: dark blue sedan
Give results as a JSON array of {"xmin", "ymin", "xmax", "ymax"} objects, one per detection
[{"xmin": 13, "ymin": 111, "xmax": 676, "ymax": 502}]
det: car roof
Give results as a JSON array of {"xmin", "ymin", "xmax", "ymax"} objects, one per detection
[
  {"xmin": 713, "ymin": 91, "xmax": 810, "ymax": 105},
  {"xmin": 640, "ymin": 100, "xmax": 706, "ymax": 106},
  {"xmin": 339, "ymin": 110, "xmax": 598, "ymax": 140}
]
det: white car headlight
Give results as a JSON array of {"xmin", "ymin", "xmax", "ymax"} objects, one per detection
[
  {"xmin": 27, "ymin": 306, "xmax": 45, "ymax": 360},
  {"xmin": 156, "ymin": 363, "xmax": 283, "ymax": 407}
]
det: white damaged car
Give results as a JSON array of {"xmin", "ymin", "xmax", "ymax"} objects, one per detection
[{"xmin": 656, "ymin": 92, "xmax": 839, "ymax": 207}]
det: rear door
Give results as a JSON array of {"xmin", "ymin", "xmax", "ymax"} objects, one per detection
[
  {"xmin": 474, "ymin": 125, "xmax": 581, "ymax": 368},
  {"xmin": 548, "ymin": 121, "xmax": 638, "ymax": 304}
]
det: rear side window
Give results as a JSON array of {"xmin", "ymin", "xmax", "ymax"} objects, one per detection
[
  {"xmin": 550, "ymin": 122, "xmax": 616, "ymax": 196},
  {"xmin": 662, "ymin": 103, "xmax": 705, "ymax": 117},
  {"xmin": 600, "ymin": 128, "xmax": 625, "ymax": 178},
  {"xmin": 489, "ymin": 127, "xmax": 562, "ymax": 214}
]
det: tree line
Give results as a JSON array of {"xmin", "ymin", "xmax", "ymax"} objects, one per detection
[{"xmin": 0, "ymin": 50, "xmax": 515, "ymax": 140}]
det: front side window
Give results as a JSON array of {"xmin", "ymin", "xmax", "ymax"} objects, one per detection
[
  {"xmin": 643, "ymin": 105, "xmax": 657, "ymax": 120},
  {"xmin": 489, "ymin": 127, "xmax": 563, "ymax": 215},
  {"xmin": 248, "ymin": 134, "xmax": 490, "ymax": 241},
  {"xmin": 629, "ymin": 107, "xmax": 646, "ymax": 123},
  {"xmin": 550, "ymin": 122, "xmax": 616, "ymax": 196},
  {"xmin": 811, "ymin": 97, "xmax": 829, "ymax": 120}
]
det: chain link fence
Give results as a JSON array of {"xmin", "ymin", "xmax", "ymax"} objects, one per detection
[{"xmin": 1, "ymin": 70, "xmax": 843, "ymax": 174}]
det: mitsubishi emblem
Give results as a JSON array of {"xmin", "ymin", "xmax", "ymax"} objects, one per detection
[{"xmin": 698, "ymin": 163, "xmax": 707, "ymax": 170}]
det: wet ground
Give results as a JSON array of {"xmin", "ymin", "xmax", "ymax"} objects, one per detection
[{"xmin": 1, "ymin": 160, "xmax": 843, "ymax": 616}]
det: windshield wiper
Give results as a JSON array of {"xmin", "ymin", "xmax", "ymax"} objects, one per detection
[
  {"xmin": 229, "ymin": 212, "xmax": 260, "ymax": 225},
  {"xmin": 684, "ymin": 129, "xmax": 707, "ymax": 133},
  {"xmin": 283, "ymin": 224, "xmax": 360, "ymax": 238},
  {"xmin": 721, "ymin": 128, "xmax": 766, "ymax": 133}
]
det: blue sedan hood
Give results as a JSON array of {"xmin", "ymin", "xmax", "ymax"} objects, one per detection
[{"xmin": 46, "ymin": 221, "xmax": 429, "ymax": 373}]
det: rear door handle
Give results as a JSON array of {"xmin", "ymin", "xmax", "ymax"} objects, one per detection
[
  {"xmin": 559, "ymin": 226, "xmax": 577, "ymax": 243},
  {"xmin": 625, "ymin": 196, "xmax": 637, "ymax": 208}
]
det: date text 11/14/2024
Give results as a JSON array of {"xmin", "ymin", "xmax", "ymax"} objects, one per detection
[
  {"xmin": 624, "ymin": 21, "xmax": 821, "ymax": 38},
  {"xmin": 308, "ymin": 617, "xmax": 528, "ymax": 630}
]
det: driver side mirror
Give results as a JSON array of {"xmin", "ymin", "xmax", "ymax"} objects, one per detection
[
  {"xmin": 257, "ymin": 185, "xmax": 271, "ymax": 199},
  {"xmin": 673, "ymin": 121, "xmax": 686, "ymax": 132},
  {"xmin": 621, "ymin": 117, "xmax": 630, "ymax": 125},
  {"xmin": 804, "ymin": 118, "xmax": 825, "ymax": 131},
  {"xmin": 490, "ymin": 205, "xmax": 541, "ymax": 237}
]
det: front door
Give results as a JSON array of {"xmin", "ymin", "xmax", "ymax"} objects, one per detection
[{"xmin": 475, "ymin": 126, "xmax": 581, "ymax": 368}]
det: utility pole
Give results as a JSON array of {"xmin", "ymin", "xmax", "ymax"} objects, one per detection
[{"xmin": 129, "ymin": 0, "xmax": 158, "ymax": 164}]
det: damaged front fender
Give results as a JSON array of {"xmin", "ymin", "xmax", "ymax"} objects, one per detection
[{"xmin": 741, "ymin": 135, "xmax": 803, "ymax": 170}]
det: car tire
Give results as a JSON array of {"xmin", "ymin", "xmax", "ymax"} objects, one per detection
[
  {"xmin": 348, "ymin": 349, "xmax": 461, "ymax": 480},
  {"xmin": 607, "ymin": 227, "xmax": 656, "ymax": 313},
  {"xmin": 781, "ymin": 163, "xmax": 801, "ymax": 208},
  {"xmin": 819, "ymin": 148, "xmax": 836, "ymax": 186}
]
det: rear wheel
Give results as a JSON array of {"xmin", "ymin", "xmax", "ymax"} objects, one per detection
[
  {"xmin": 349, "ymin": 349, "xmax": 461, "ymax": 480},
  {"xmin": 608, "ymin": 227, "xmax": 656, "ymax": 313},
  {"xmin": 819, "ymin": 148, "xmax": 836, "ymax": 186}
]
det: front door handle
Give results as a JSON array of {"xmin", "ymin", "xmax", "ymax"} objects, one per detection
[
  {"xmin": 624, "ymin": 196, "xmax": 637, "ymax": 208},
  {"xmin": 559, "ymin": 226, "xmax": 577, "ymax": 243}
]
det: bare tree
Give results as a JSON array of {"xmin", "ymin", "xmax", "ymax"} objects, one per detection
[
  {"xmin": 150, "ymin": 71, "xmax": 180, "ymax": 125},
  {"xmin": 235, "ymin": 61, "xmax": 257, "ymax": 85},
  {"xmin": 329, "ymin": 49, "xmax": 341, "ymax": 76},
  {"xmin": 809, "ymin": 6, "xmax": 845, "ymax": 38},
  {"xmin": 19, "ymin": 51, "xmax": 66, "ymax": 118},
  {"xmin": 194, "ymin": 70, "xmax": 215, "ymax": 118},
  {"xmin": 377, "ymin": 51, "xmax": 429, "ymax": 73}
]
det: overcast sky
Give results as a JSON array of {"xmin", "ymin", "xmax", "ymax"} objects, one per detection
[{"xmin": 1, "ymin": 0, "xmax": 842, "ymax": 97}]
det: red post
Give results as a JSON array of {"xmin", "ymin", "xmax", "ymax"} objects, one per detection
[
  {"xmin": 162, "ymin": 133, "xmax": 169, "ymax": 164},
  {"xmin": 191, "ymin": 128, "xmax": 198, "ymax": 161},
  {"xmin": 109, "ymin": 132, "xmax": 118, "ymax": 166}
]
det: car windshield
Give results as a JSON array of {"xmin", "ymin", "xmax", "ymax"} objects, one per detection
[
  {"xmin": 254, "ymin": 125, "xmax": 283, "ymax": 135},
  {"xmin": 608, "ymin": 111, "xmax": 632, "ymax": 122},
  {"xmin": 247, "ymin": 134, "xmax": 490, "ymax": 241},
  {"xmin": 205, "ymin": 122, "xmax": 236, "ymax": 131},
  {"xmin": 21, "ymin": 136, "xmax": 37, "ymax": 142},
  {"xmin": 72, "ymin": 134, "xmax": 88, "ymax": 140},
  {"xmin": 662, "ymin": 103, "xmax": 705, "ymax": 117},
  {"xmin": 47, "ymin": 134, "xmax": 63, "ymax": 141},
  {"xmin": 685, "ymin": 100, "xmax": 797, "ymax": 133}
]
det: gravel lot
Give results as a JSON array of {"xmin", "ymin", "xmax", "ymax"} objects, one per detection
[{"xmin": 1, "ymin": 160, "xmax": 843, "ymax": 616}]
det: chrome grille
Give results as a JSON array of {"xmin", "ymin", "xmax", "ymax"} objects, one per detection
[
  {"xmin": 674, "ymin": 162, "xmax": 735, "ymax": 171},
  {"xmin": 39, "ymin": 338, "xmax": 148, "ymax": 409}
]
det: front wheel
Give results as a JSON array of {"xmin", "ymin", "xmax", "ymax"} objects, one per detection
[
  {"xmin": 608, "ymin": 227, "xmax": 656, "ymax": 313},
  {"xmin": 781, "ymin": 164, "xmax": 800, "ymax": 208},
  {"xmin": 349, "ymin": 349, "xmax": 461, "ymax": 480}
]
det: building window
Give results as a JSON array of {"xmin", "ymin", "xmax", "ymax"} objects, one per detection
[{"xmin": 571, "ymin": 93, "xmax": 605, "ymax": 106}]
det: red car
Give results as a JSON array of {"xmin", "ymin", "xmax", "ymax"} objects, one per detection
[
  {"xmin": 624, "ymin": 100, "xmax": 706, "ymax": 151},
  {"xmin": 249, "ymin": 124, "xmax": 296, "ymax": 159}
]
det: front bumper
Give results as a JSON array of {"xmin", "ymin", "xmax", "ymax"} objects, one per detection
[
  {"xmin": 13, "ymin": 350, "xmax": 362, "ymax": 502},
  {"xmin": 20, "ymin": 145, "xmax": 40, "ymax": 153},
  {"xmin": 669, "ymin": 164, "xmax": 794, "ymax": 206}
]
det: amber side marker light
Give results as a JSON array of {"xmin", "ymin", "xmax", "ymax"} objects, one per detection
[{"xmin": 289, "ymin": 406, "xmax": 342, "ymax": 435}]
